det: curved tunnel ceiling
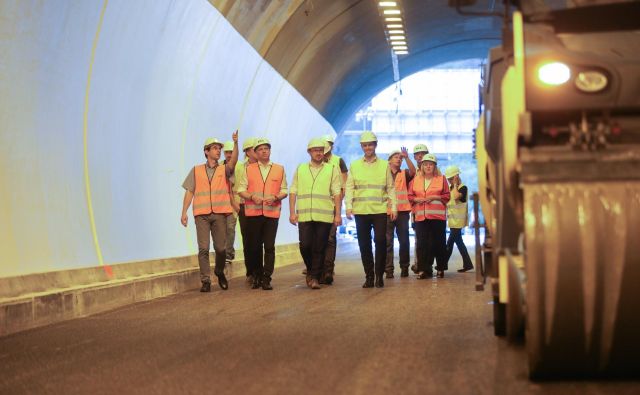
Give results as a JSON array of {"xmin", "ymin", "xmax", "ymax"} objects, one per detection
[{"xmin": 210, "ymin": 0, "xmax": 502, "ymax": 133}]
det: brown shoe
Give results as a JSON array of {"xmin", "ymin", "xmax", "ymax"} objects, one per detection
[
  {"xmin": 310, "ymin": 279, "xmax": 321, "ymax": 289},
  {"xmin": 437, "ymin": 270, "xmax": 444, "ymax": 278}
]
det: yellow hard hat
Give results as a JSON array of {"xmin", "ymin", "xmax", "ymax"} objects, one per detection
[
  {"xmin": 222, "ymin": 141, "xmax": 234, "ymax": 152},
  {"xmin": 322, "ymin": 134, "xmax": 335, "ymax": 144},
  {"xmin": 242, "ymin": 138, "xmax": 256, "ymax": 151},
  {"xmin": 307, "ymin": 137, "xmax": 327, "ymax": 150},
  {"xmin": 388, "ymin": 150, "xmax": 402, "ymax": 160},
  {"xmin": 423, "ymin": 153, "xmax": 437, "ymax": 163},
  {"xmin": 203, "ymin": 137, "xmax": 223, "ymax": 149},
  {"xmin": 253, "ymin": 138, "xmax": 271, "ymax": 150},
  {"xmin": 413, "ymin": 143, "xmax": 429, "ymax": 154},
  {"xmin": 445, "ymin": 165, "xmax": 460, "ymax": 178},
  {"xmin": 360, "ymin": 131, "xmax": 378, "ymax": 143}
]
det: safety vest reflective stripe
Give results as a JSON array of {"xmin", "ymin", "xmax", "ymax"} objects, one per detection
[
  {"xmin": 351, "ymin": 158, "xmax": 389, "ymax": 215},
  {"xmin": 447, "ymin": 183, "xmax": 468, "ymax": 228},
  {"xmin": 394, "ymin": 170, "xmax": 412, "ymax": 212},
  {"xmin": 296, "ymin": 163, "xmax": 334, "ymax": 223},
  {"xmin": 245, "ymin": 163, "xmax": 284, "ymax": 218},
  {"xmin": 192, "ymin": 164, "xmax": 233, "ymax": 216},
  {"xmin": 411, "ymin": 174, "xmax": 447, "ymax": 221}
]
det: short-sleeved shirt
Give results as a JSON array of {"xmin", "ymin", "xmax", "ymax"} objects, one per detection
[{"xmin": 182, "ymin": 162, "xmax": 233, "ymax": 193}]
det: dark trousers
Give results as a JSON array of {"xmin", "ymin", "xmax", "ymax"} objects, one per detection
[
  {"xmin": 298, "ymin": 221, "xmax": 332, "ymax": 280},
  {"xmin": 355, "ymin": 214, "xmax": 387, "ymax": 277},
  {"xmin": 194, "ymin": 213, "xmax": 228, "ymax": 283},
  {"xmin": 238, "ymin": 205, "xmax": 251, "ymax": 276},
  {"xmin": 446, "ymin": 228, "xmax": 474, "ymax": 269},
  {"xmin": 323, "ymin": 222, "xmax": 337, "ymax": 276},
  {"xmin": 385, "ymin": 211, "xmax": 411, "ymax": 273},
  {"xmin": 415, "ymin": 219, "xmax": 447, "ymax": 273},
  {"xmin": 245, "ymin": 215, "xmax": 279, "ymax": 280}
]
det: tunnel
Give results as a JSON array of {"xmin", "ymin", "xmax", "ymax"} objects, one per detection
[{"xmin": 1, "ymin": 0, "xmax": 639, "ymax": 393}]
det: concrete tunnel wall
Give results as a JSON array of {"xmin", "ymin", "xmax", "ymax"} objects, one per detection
[{"xmin": 0, "ymin": 0, "xmax": 335, "ymax": 278}]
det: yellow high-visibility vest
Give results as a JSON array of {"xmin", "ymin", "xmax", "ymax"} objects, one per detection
[
  {"xmin": 295, "ymin": 163, "xmax": 335, "ymax": 223},
  {"xmin": 351, "ymin": 158, "xmax": 389, "ymax": 215},
  {"xmin": 447, "ymin": 183, "xmax": 468, "ymax": 228}
]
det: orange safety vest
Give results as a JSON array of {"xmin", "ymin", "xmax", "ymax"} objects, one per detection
[
  {"xmin": 394, "ymin": 170, "xmax": 412, "ymax": 212},
  {"xmin": 411, "ymin": 174, "xmax": 449, "ymax": 221},
  {"xmin": 192, "ymin": 164, "xmax": 233, "ymax": 216},
  {"xmin": 244, "ymin": 163, "xmax": 284, "ymax": 218}
]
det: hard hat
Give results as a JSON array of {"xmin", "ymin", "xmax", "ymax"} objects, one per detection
[
  {"xmin": 203, "ymin": 137, "xmax": 223, "ymax": 149},
  {"xmin": 413, "ymin": 143, "xmax": 429, "ymax": 154},
  {"xmin": 444, "ymin": 165, "xmax": 460, "ymax": 179},
  {"xmin": 242, "ymin": 138, "xmax": 256, "ymax": 151},
  {"xmin": 222, "ymin": 141, "xmax": 234, "ymax": 152},
  {"xmin": 253, "ymin": 137, "xmax": 271, "ymax": 150},
  {"xmin": 322, "ymin": 134, "xmax": 335, "ymax": 144},
  {"xmin": 388, "ymin": 150, "xmax": 402, "ymax": 160},
  {"xmin": 422, "ymin": 153, "xmax": 437, "ymax": 164},
  {"xmin": 307, "ymin": 137, "xmax": 327, "ymax": 150},
  {"xmin": 360, "ymin": 131, "xmax": 378, "ymax": 143}
]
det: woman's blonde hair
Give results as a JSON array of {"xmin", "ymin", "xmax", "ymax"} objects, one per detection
[{"xmin": 418, "ymin": 160, "xmax": 441, "ymax": 177}]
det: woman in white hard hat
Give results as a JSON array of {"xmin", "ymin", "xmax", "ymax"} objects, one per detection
[
  {"xmin": 444, "ymin": 165, "xmax": 474, "ymax": 272},
  {"xmin": 408, "ymin": 154, "xmax": 450, "ymax": 278}
]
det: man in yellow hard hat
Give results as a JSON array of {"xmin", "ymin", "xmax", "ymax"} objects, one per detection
[
  {"xmin": 238, "ymin": 138, "xmax": 288, "ymax": 290},
  {"xmin": 321, "ymin": 133, "xmax": 348, "ymax": 284},
  {"xmin": 444, "ymin": 165, "xmax": 474, "ymax": 272},
  {"xmin": 385, "ymin": 147, "xmax": 416, "ymax": 278},
  {"xmin": 181, "ymin": 131, "xmax": 238, "ymax": 292},
  {"xmin": 345, "ymin": 131, "xmax": 397, "ymax": 288},
  {"xmin": 222, "ymin": 141, "xmax": 239, "ymax": 266},
  {"xmin": 289, "ymin": 138, "xmax": 342, "ymax": 289},
  {"xmin": 235, "ymin": 137, "xmax": 258, "ymax": 284},
  {"xmin": 410, "ymin": 143, "xmax": 430, "ymax": 274}
]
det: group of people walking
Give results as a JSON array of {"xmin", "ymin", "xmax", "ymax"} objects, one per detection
[{"xmin": 181, "ymin": 130, "xmax": 473, "ymax": 292}]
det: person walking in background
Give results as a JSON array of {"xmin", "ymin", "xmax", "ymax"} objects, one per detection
[
  {"xmin": 181, "ymin": 131, "xmax": 238, "ymax": 292},
  {"xmin": 385, "ymin": 147, "xmax": 416, "ymax": 278},
  {"xmin": 409, "ymin": 154, "xmax": 450, "ymax": 279},
  {"xmin": 345, "ymin": 131, "xmax": 397, "ymax": 288},
  {"xmin": 321, "ymin": 134, "xmax": 348, "ymax": 284},
  {"xmin": 222, "ymin": 141, "xmax": 239, "ymax": 266},
  {"xmin": 238, "ymin": 138, "xmax": 288, "ymax": 290},
  {"xmin": 235, "ymin": 137, "xmax": 257, "ymax": 285},
  {"xmin": 289, "ymin": 138, "xmax": 342, "ymax": 289},
  {"xmin": 410, "ymin": 143, "xmax": 429, "ymax": 275},
  {"xmin": 444, "ymin": 165, "xmax": 474, "ymax": 273}
]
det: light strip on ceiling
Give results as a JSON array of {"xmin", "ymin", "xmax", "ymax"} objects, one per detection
[
  {"xmin": 383, "ymin": 9, "xmax": 401, "ymax": 15},
  {"xmin": 379, "ymin": 1, "xmax": 397, "ymax": 6}
]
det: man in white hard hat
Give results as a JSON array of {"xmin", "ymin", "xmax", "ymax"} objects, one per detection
[
  {"xmin": 321, "ymin": 133, "xmax": 348, "ymax": 284},
  {"xmin": 222, "ymin": 141, "xmax": 239, "ymax": 266},
  {"xmin": 410, "ymin": 143, "xmax": 430, "ymax": 274},
  {"xmin": 238, "ymin": 138, "xmax": 288, "ymax": 290},
  {"xmin": 181, "ymin": 131, "xmax": 238, "ymax": 292},
  {"xmin": 345, "ymin": 131, "xmax": 397, "ymax": 288},
  {"xmin": 289, "ymin": 138, "xmax": 342, "ymax": 289},
  {"xmin": 235, "ymin": 137, "xmax": 258, "ymax": 284},
  {"xmin": 385, "ymin": 147, "xmax": 416, "ymax": 278},
  {"xmin": 444, "ymin": 165, "xmax": 474, "ymax": 272}
]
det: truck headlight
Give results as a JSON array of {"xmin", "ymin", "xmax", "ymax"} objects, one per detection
[
  {"xmin": 575, "ymin": 71, "xmax": 608, "ymax": 93},
  {"xmin": 537, "ymin": 62, "xmax": 571, "ymax": 85}
]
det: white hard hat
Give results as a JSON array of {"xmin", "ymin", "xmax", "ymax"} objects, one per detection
[
  {"xmin": 322, "ymin": 134, "xmax": 335, "ymax": 144},
  {"xmin": 203, "ymin": 137, "xmax": 223, "ymax": 149},
  {"xmin": 445, "ymin": 165, "xmax": 460, "ymax": 179},
  {"xmin": 388, "ymin": 150, "xmax": 402, "ymax": 160},
  {"xmin": 242, "ymin": 138, "xmax": 256, "ymax": 151},
  {"xmin": 253, "ymin": 137, "xmax": 271, "ymax": 150},
  {"xmin": 422, "ymin": 153, "xmax": 437, "ymax": 164},
  {"xmin": 413, "ymin": 143, "xmax": 429, "ymax": 154},
  {"xmin": 307, "ymin": 137, "xmax": 326, "ymax": 150},
  {"xmin": 360, "ymin": 131, "xmax": 378, "ymax": 143},
  {"xmin": 222, "ymin": 141, "xmax": 234, "ymax": 152}
]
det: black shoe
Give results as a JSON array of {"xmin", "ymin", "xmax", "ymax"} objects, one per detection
[
  {"xmin": 410, "ymin": 264, "xmax": 418, "ymax": 274},
  {"xmin": 323, "ymin": 274, "xmax": 333, "ymax": 285},
  {"xmin": 437, "ymin": 270, "xmax": 444, "ymax": 278},
  {"xmin": 310, "ymin": 279, "xmax": 321, "ymax": 289},
  {"xmin": 417, "ymin": 271, "xmax": 433, "ymax": 279},
  {"xmin": 217, "ymin": 273, "xmax": 228, "ymax": 290},
  {"xmin": 262, "ymin": 279, "xmax": 273, "ymax": 290},
  {"xmin": 375, "ymin": 275, "xmax": 384, "ymax": 288},
  {"xmin": 362, "ymin": 277, "xmax": 374, "ymax": 288},
  {"xmin": 251, "ymin": 276, "xmax": 261, "ymax": 289},
  {"xmin": 200, "ymin": 282, "xmax": 211, "ymax": 292},
  {"xmin": 246, "ymin": 274, "xmax": 254, "ymax": 285},
  {"xmin": 401, "ymin": 267, "xmax": 409, "ymax": 277},
  {"xmin": 457, "ymin": 267, "xmax": 474, "ymax": 273},
  {"xmin": 385, "ymin": 272, "xmax": 394, "ymax": 279}
]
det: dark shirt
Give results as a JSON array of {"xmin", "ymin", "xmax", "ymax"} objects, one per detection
[
  {"xmin": 391, "ymin": 168, "xmax": 414, "ymax": 185},
  {"xmin": 450, "ymin": 184, "xmax": 468, "ymax": 203},
  {"xmin": 338, "ymin": 158, "xmax": 348, "ymax": 174}
]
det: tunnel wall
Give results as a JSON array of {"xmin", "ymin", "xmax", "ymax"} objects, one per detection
[{"xmin": 0, "ymin": 0, "xmax": 334, "ymax": 278}]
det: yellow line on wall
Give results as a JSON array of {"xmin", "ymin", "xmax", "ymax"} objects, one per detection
[
  {"xmin": 236, "ymin": 60, "xmax": 263, "ymax": 130},
  {"xmin": 83, "ymin": 0, "xmax": 109, "ymax": 269},
  {"xmin": 265, "ymin": 79, "xmax": 286, "ymax": 132}
]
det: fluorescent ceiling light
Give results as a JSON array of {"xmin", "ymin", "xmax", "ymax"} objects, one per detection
[
  {"xmin": 389, "ymin": 35, "xmax": 406, "ymax": 40},
  {"xmin": 388, "ymin": 30, "xmax": 405, "ymax": 34},
  {"xmin": 383, "ymin": 9, "xmax": 401, "ymax": 15},
  {"xmin": 391, "ymin": 42, "xmax": 407, "ymax": 46},
  {"xmin": 385, "ymin": 17, "xmax": 402, "ymax": 21},
  {"xmin": 392, "ymin": 46, "xmax": 408, "ymax": 50},
  {"xmin": 379, "ymin": 1, "xmax": 397, "ymax": 6},
  {"xmin": 386, "ymin": 24, "xmax": 403, "ymax": 28},
  {"xmin": 395, "ymin": 50, "xmax": 409, "ymax": 55}
]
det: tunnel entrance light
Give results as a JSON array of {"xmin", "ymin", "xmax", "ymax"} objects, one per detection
[{"xmin": 538, "ymin": 62, "xmax": 570, "ymax": 85}]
